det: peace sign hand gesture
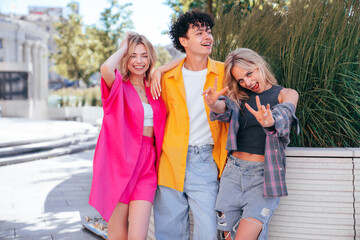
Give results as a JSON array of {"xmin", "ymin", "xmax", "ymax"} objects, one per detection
[
  {"xmin": 245, "ymin": 96, "xmax": 275, "ymax": 128},
  {"xmin": 202, "ymin": 77, "xmax": 228, "ymax": 109}
]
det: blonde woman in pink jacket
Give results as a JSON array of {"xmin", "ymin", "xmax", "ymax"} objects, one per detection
[{"xmin": 89, "ymin": 32, "xmax": 167, "ymax": 240}]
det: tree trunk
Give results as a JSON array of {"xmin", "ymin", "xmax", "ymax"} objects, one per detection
[{"xmin": 207, "ymin": 0, "xmax": 213, "ymax": 16}]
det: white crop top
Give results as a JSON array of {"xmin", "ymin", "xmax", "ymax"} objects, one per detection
[{"xmin": 142, "ymin": 102, "xmax": 153, "ymax": 126}]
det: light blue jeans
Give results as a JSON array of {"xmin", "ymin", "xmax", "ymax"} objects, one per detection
[
  {"xmin": 154, "ymin": 145, "xmax": 219, "ymax": 240},
  {"xmin": 215, "ymin": 155, "xmax": 280, "ymax": 240}
]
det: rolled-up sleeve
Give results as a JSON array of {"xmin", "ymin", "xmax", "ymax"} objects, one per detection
[
  {"xmin": 210, "ymin": 96, "xmax": 234, "ymax": 123},
  {"xmin": 264, "ymin": 102, "xmax": 298, "ymax": 147}
]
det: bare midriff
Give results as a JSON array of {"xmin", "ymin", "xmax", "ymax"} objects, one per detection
[
  {"xmin": 231, "ymin": 151, "xmax": 264, "ymax": 162},
  {"xmin": 143, "ymin": 126, "xmax": 154, "ymax": 138}
]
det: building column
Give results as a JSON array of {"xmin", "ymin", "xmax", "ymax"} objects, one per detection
[
  {"xmin": 36, "ymin": 44, "xmax": 42, "ymax": 100},
  {"xmin": 31, "ymin": 43, "xmax": 38, "ymax": 99},
  {"xmin": 39, "ymin": 45, "xmax": 48, "ymax": 99},
  {"xmin": 17, "ymin": 42, "xmax": 23, "ymax": 63},
  {"xmin": 24, "ymin": 42, "xmax": 33, "ymax": 99}
]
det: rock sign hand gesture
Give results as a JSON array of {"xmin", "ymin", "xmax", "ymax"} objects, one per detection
[
  {"xmin": 201, "ymin": 77, "xmax": 228, "ymax": 109},
  {"xmin": 245, "ymin": 96, "xmax": 275, "ymax": 128}
]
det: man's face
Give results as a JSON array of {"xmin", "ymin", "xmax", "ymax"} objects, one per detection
[{"xmin": 180, "ymin": 24, "xmax": 213, "ymax": 56}]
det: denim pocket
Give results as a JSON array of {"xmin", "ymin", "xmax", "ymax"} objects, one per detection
[{"xmin": 198, "ymin": 148, "xmax": 214, "ymax": 163}]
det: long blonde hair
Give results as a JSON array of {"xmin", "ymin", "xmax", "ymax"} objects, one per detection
[
  {"xmin": 224, "ymin": 48, "xmax": 277, "ymax": 106},
  {"xmin": 119, "ymin": 32, "xmax": 157, "ymax": 83}
]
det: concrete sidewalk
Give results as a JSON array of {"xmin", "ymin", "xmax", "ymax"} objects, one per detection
[
  {"xmin": 0, "ymin": 118, "xmax": 98, "ymax": 166},
  {"xmin": 0, "ymin": 118, "xmax": 102, "ymax": 239},
  {"xmin": 0, "ymin": 149, "xmax": 101, "ymax": 239},
  {"xmin": 0, "ymin": 118, "xmax": 98, "ymax": 148}
]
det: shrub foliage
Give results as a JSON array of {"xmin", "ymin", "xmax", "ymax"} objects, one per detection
[{"xmin": 211, "ymin": 0, "xmax": 360, "ymax": 147}]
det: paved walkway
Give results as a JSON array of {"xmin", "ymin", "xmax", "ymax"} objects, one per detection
[
  {"xmin": 0, "ymin": 149, "xmax": 101, "ymax": 240},
  {"xmin": 0, "ymin": 118, "xmax": 98, "ymax": 148},
  {"xmin": 0, "ymin": 118, "xmax": 102, "ymax": 239}
]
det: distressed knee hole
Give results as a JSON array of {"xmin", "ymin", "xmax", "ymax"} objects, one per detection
[
  {"xmin": 217, "ymin": 211, "xmax": 227, "ymax": 227},
  {"xmin": 217, "ymin": 212, "xmax": 225, "ymax": 219},
  {"xmin": 261, "ymin": 207, "xmax": 270, "ymax": 217},
  {"xmin": 220, "ymin": 231, "xmax": 231, "ymax": 240},
  {"xmin": 243, "ymin": 217, "xmax": 263, "ymax": 227}
]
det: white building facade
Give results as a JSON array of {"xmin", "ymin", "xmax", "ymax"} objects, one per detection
[{"xmin": 0, "ymin": 16, "xmax": 49, "ymax": 118}]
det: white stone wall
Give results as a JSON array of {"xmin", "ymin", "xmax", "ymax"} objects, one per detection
[{"xmin": 147, "ymin": 148, "xmax": 360, "ymax": 240}]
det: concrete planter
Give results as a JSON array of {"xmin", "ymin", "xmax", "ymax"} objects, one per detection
[
  {"xmin": 81, "ymin": 106, "xmax": 103, "ymax": 125},
  {"xmin": 48, "ymin": 106, "xmax": 82, "ymax": 121},
  {"xmin": 47, "ymin": 106, "xmax": 103, "ymax": 125},
  {"xmin": 147, "ymin": 147, "xmax": 360, "ymax": 240},
  {"xmin": 269, "ymin": 147, "xmax": 360, "ymax": 240}
]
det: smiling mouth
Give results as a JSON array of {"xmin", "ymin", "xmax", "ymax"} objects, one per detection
[
  {"xmin": 134, "ymin": 66, "xmax": 145, "ymax": 69},
  {"xmin": 249, "ymin": 82, "xmax": 259, "ymax": 91},
  {"xmin": 201, "ymin": 43, "xmax": 211, "ymax": 47}
]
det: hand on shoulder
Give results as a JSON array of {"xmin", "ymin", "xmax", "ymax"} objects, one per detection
[
  {"xmin": 279, "ymin": 88, "xmax": 299, "ymax": 107},
  {"xmin": 150, "ymin": 68, "xmax": 162, "ymax": 100}
]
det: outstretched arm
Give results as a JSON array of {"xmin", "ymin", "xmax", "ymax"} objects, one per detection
[
  {"xmin": 202, "ymin": 77, "xmax": 228, "ymax": 113},
  {"xmin": 100, "ymin": 35, "xmax": 128, "ymax": 89},
  {"xmin": 150, "ymin": 57, "xmax": 184, "ymax": 99}
]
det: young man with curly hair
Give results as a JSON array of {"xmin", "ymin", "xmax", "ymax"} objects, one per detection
[{"xmin": 151, "ymin": 11, "xmax": 228, "ymax": 240}]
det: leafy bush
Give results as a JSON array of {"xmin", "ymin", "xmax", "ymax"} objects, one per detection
[{"xmin": 211, "ymin": 0, "xmax": 360, "ymax": 147}]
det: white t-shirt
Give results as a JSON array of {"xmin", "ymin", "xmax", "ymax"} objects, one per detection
[{"xmin": 182, "ymin": 65, "xmax": 214, "ymax": 146}]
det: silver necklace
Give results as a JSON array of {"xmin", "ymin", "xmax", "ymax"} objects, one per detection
[{"xmin": 133, "ymin": 85, "xmax": 147, "ymax": 98}]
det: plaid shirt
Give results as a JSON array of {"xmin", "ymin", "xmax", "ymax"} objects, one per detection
[{"xmin": 210, "ymin": 95, "xmax": 299, "ymax": 198}]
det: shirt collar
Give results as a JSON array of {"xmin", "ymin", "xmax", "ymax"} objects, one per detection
[{"xmin": 167, "ymin": 57, "xmax": 219, "ymax": 81}]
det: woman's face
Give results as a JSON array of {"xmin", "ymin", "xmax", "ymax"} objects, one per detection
[
  {"xmin": 231, "ymin": 65, "xmax": 272, "ymax": 93},
  {"xmin": 127, "ymin": 43, "xmax": 150, "ymax": 77}
]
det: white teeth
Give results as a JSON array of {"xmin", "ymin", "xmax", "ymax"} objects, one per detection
[
  {"xmin": 250, "ymin": 83, "xmax": 257, "ymax": 89},
  {"xmin": 134, "ymin": 66, "xmax": 144, "ymax": 69}
]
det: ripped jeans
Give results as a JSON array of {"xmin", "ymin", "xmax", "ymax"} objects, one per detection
[{"xmin": 215, "ymin": 154, "xmax": 279, "ymax": 240}]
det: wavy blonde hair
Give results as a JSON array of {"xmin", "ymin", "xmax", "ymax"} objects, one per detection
[
  {"xmin": 119, "ymin": 32, "xmax": 157, "ymax": 83},
  {"xmin": 224, "ymin": 48, "xmax": 277, "ymax": 107}
]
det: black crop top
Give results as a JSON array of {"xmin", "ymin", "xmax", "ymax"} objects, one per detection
[{"xmin": 236, "ymin": 85, "xmax": 283, "ymax": 155}]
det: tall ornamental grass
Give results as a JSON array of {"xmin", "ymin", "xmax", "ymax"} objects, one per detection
[{"xmin": 211, "ymin": 0, "xmax": 360, "ymax": 147}]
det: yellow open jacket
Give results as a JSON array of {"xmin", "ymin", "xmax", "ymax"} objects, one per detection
[{"xmin": 158, "ymin": 57, "xmax": 229, "ymax": 192}]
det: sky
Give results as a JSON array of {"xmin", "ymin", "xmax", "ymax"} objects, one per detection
[{"xmin": 0, "ymin": 0, "xmax": 174, "ymax": 46}]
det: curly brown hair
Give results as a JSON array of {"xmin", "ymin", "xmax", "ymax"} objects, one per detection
[{"xmin": 169, "ymin": 11, "xmax": 214, "ymax": 53}]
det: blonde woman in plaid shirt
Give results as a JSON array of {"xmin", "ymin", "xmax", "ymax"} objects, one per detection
[{"xmin": 202, "ymin": 48, "xmax": 299, "ymax": 240}]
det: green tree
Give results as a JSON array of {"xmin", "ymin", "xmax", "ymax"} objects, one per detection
[
  {"xmin": 95, "ymin": 0, "xmax": 133, "ymax": 64},
  {"xmin": 165, "ymin": 0, "xmax": 289, "ymax": 18},
  {"xmin": 51, "ymin": 1, "xmax": 133, "ymax": 86},
  {"xmin": 51, "ymin": 3, "xmax": 97, "ymax": 85},
  {"xmin": 155, "ymin": 46, "xmax": 173, "ymax": 68}
]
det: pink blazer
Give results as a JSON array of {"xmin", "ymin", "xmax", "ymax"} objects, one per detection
[{"xmin": 89, "ymin": 69, "xmax": 166, "ymax": 221}]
